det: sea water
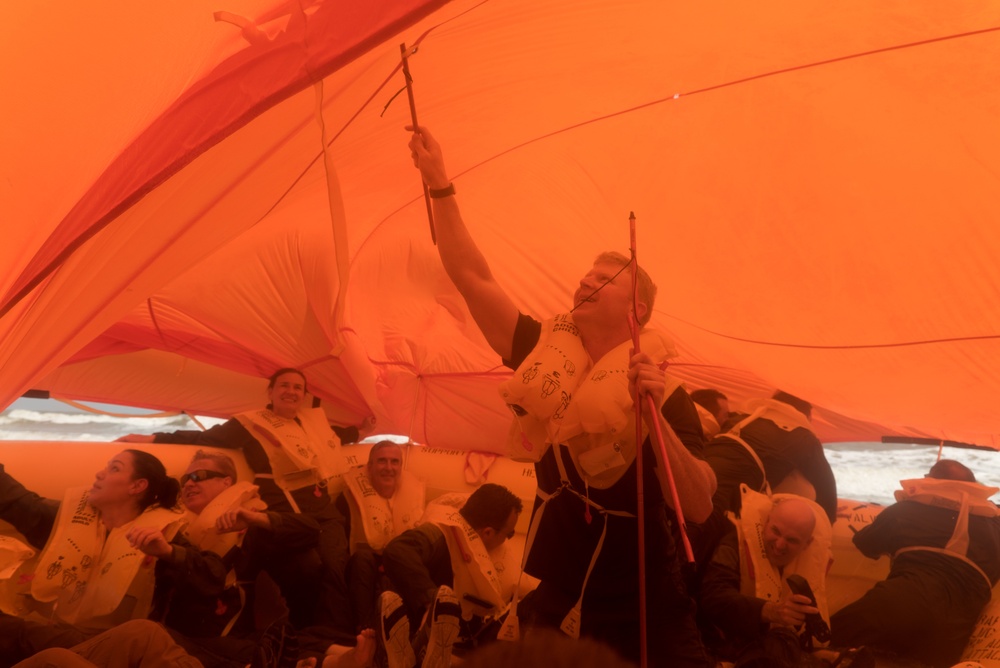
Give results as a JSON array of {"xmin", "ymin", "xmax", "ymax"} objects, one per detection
[{"xmin": 1, "ymin": 403, "xmax": 998, "ymax": 507}]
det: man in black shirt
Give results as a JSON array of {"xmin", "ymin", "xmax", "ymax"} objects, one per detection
[{"xmin": 406, "ymin": 126, "xmax": 716, "ymax": 666}]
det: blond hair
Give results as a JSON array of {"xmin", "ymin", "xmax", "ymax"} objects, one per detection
[{"xmin": 594, "ymin": 251, "xmax": 657, "ymax": 326}]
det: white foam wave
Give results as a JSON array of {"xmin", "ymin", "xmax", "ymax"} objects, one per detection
[{"xmin": 0, "ymin": 409, "xmax": 190, "ymax": 427}]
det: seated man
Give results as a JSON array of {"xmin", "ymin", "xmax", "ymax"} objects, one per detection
[
  {"xmin": 130, "ymin": 450, "xmax": 323, "ymax": 637},
  {"xmin": 703, "ymin": 391, "xmax": 838, "ymax": 523},
  {"xmin": 699, "ymin": 491, "xmax": 833, "ymax": 667},
  {"xmin": 338, "ymin": 441, "xmax": 426, "ymax": 631},
  {"xmin": 380, "ymin": 483, "xmax": 524, "ymax": 668},
  {"xmin": 831, "ymin": 460, "xmax": 1000, "ymax": 668}
]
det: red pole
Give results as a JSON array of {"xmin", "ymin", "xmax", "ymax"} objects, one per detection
[{"xmin": 628, "ymin": 212, "xmax": 648, "ymax": 668}]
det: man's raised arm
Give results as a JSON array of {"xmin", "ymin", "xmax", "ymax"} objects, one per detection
[{"xmin": 408, "ymin": 126, "xmax": 520, "ymax": 361}]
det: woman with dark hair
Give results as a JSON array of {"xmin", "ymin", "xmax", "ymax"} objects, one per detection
[
  {"xmin": 0, "ymin": 449, "xmax": 183, "ymax": 663},
  {"xmin": 119, "ymin": 367, "xmax": 355, "ymax": 635}
]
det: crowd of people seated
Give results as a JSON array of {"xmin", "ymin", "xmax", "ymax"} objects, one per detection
[
  {"xmin": 2, "ymin": 374, "xmax": 997, "ymax": 668},
  {"xmin": 1, "ymin": 123, "xmax": 998, "ymax": 668}
]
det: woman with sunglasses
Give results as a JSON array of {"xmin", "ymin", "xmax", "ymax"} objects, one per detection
[
  {"xmin": 118, "ymin": 368, "xmax": 355, "ymax": 635},
  {"xmin": 0, "ymin": 449, "xmax": 183, "ymax": 664}
]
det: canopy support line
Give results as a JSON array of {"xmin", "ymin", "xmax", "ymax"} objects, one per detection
[{"xmin": 400, "ymin": 43, "xmax": 436, "ymax": 244}]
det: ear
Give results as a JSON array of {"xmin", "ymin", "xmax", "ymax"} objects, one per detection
[
  {"xmin": 477, "ymin": 527, "xmax": 496, "ymax": 544},
  {"xmin": 634, "ymin": 300, "xmax": 649, "ymax": 324},
  {"xmin": 130, "ymin": 478, "xmax": 149, "ymax": 497}
]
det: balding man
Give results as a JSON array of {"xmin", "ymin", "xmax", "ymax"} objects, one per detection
[
  {"xmin": 698, "ymin": 491, "xmax": 832, "ymax": 665},
  {"xmin": 338, "ymin": 441, "xmax": 426, "ymax": 632},
  {"xmin": 831, "ymin": 460, "xmax": 1000, "ymax": 667}
]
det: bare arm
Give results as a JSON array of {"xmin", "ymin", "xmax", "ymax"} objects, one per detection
[
  {"xmin": 408, "ymin": 126, "xmax": 520, "ymax": 360},
  {"xmin": 628, "ymin": 352, "xmax": 716, "ymax": 522}
]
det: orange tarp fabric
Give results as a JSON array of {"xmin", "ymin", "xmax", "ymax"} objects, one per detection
[{"xmin": 1, "ymin": 0, "xmax": 999, "ymax": 451}]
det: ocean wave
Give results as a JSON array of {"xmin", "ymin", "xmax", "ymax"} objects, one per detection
[{"xmin": 0, "ymin": 409, "xmax": 193, "ymax": 428}]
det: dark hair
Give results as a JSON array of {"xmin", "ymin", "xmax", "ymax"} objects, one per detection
[
  {"xmin": 190, "ymin": 450, "xmax": 238, "ymax": 482},
  {"xmin": 928, "ymin": 459, "xmax": 977, "ymax": 483},
  {"xmin": 460, "ymin": 483, "xmax": 523, "ymax": 531},
  {"xmin": 771, "ymin": 390, "xmax": 812, "ymax": 419},
  {"xmin": 690, "ymin": 389, "xmax": 728, "ymax": 416},
  {"xmin": 267, "ymin": 368, "xmax": 308, "ymax": 393},
  {"xmin": 125, "ymin": 449, "xmax": 181, "ymax": 510}
]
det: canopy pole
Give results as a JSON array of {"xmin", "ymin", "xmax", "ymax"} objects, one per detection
[
  {"xmin": 629, "ymin": 212, "xmax": 699, "ymax": 667},
  {"xmin": 400, "ymin": 43, "xmax": 436, "ymax": 244},
  {"xmin": 628, "ymin": 211, "xmax": 649, "ymax": 668}
]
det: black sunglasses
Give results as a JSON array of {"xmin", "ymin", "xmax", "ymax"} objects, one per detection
[{"xmin": 180, "ymin": 469, "xmax": 229, "ymax": 485}]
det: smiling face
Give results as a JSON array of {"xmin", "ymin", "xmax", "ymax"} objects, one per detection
[
  {"xmin": 572, "ymin": 261, "xmax": 646, "ymax": 331},
  {"xmin": 180, "ymin": 458, "xmax": 233, "ymax": 515},
  {"xmin": 267, "ymin": 371, "xmax": 306, "ymax": 419},
  {"xmin": 367, "ymin": 444, "xmax": 403, "ymax": 499},
  {"xmin": 89, "ymin": 450, "xmax": 144, "ymax": 510},
  {"xmin": 762, "ymin": 498, "xmax": 816, "ymax": 569}
]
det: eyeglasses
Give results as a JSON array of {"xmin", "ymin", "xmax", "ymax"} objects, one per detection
[{"xmin": 180, "ymin": 470, "xmax": 229, "ymax": 485}]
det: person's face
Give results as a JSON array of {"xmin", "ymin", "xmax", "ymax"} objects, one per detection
[
  {"xmin": 762, "ymin": 511, "xmax": 813, "ymax": 568},
  {"xmin": 572, "ymin": 261, "xmax": 645, "ymax": 329},
  {"xmin": 90, "ymin": 451, "xmax": 143, "ymax": 510},
  {"xmin": 477, "ymin": 508, "xmax": 519, "ymax": 552},
  {"xmin": 715, "ymin": 398, "xmax": 731, "ymax": 425},
  {"xmin": 268, "ymin": 372, "xmax": 306, "ymax": 419},
  {"xmin": 368, "ymin": 445, "xmax": 403, "ymax": 499},
  {"xmin": 180, "ymin": 458, "xmax": 233, "ymax": 514}
]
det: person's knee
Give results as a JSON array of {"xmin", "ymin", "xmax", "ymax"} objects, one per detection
[
  {"xmin": 17, "ymin": 647, "xmax": 92, "ymax": 668},
  {"xmin": 104, "ymin": 619, "xmax": 172, "ymax": 653}
]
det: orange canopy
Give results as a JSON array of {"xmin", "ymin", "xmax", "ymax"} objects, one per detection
[{"xmin": 2, "ymin": 0, "xmax": 999, "ymax": 451}]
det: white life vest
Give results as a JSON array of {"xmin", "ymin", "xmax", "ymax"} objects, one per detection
[
  {"xmin": 733, "ymin": 485, "xmax": 833, "ymax": 631},
  {"xmin": 343, "ymin": 467, "xmax": 425, "ymax": 553},
  {"xmin": 182, "ymin": 481, "xmax": 266, "ymax": 558},
  {"xmin": 236, "ymin": 407, "xmax": 345, "ymax": 492},
  {"xmin": 31, "ymin": 487, "xmax": 183, "ymax": 628},
  {"xmin": 695, "ymin": 403, "xmax": 721, "ymax": 439},
  {"xmin": 499, "ymin": 313, "xmax": 680, "ymax": 489}
]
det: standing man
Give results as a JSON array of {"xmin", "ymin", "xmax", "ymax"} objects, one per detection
[{"xmin": 406, "ymin": 126, "xmax": 716, "ymax": 666}]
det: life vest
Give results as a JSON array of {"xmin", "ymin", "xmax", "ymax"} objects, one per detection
[
  {"xmin": 235, "ymin": 407, "xmax": 345, "ymax": 499},
  {"xmin": 343, "ymin": 466, "xmax": 425, "ymax": 553},
  {"xmin": 892, "ymin": 477, "xmax": 999, "ymax": 589},
  {"xmin": 695, "ymin": 403, "xmax": 721, "ymax": 439},
  {"xmin": 499, "ymin": 313, "xmax": 680, "ymax": 489},
  {"xmin": 182, "ymin": 481, "xmax": 266, "ymax": 559},
  {"xmin": 0, "ymin": 536, "xmax": 34, "ymax": 580},
  {"xmin": 31, "ymin": 487, "xmax": 183, "ymax": 628},
  {"xmin": 422, "ymin": 494, "xmax": 520, "ymax": 622},
  {"xmin": 733, "ymin": 485, "xmax": 833, "ymax": 632},
  {"xmin": 501, "ymin": 315, "xmax": 690, "ymax": 640},
  {"xmin": 718, "ymin": 399, "xmax": 820, "ymax": 497}
]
